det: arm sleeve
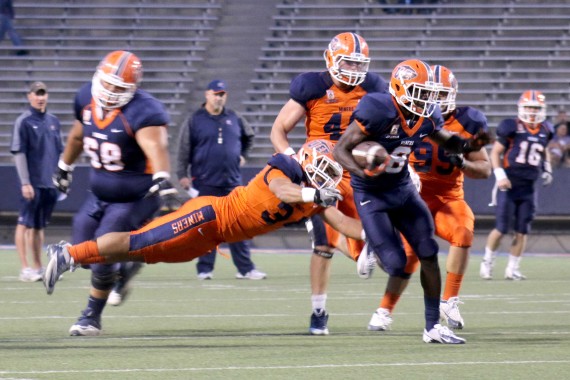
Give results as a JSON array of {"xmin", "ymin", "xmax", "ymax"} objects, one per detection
[
  {"xmin": 238, "ymin": 112, "xmax": 255, "ymax": 158},
  {"xmin": 175, "ymin": 116, "xmax": 192, "ymax": 180},
  {"xmin": 14, "ymin": 153, "xmax": 31, "ymax": 185}
]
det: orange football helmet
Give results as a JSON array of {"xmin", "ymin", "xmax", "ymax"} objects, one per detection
[
  {"xmin": 91, "ymin": 50, "xmax": 143, "ymax": 109},
  {"xmin": 297, "ymin": 139, "xmax": 343, "ymax": 189},
  {"xmin": 431, "ymin": 64, "xmax": 458, "ymax": 115},
  {"xmin": 518, "ymin": 90, "xmax": 546, "ymax": 126},
  {"xmin": 389, "ymin": 59, "xmax": 440, "ymax": 118},
  {"xmin": 323, "ymin": 32, "xmax": 370, "ymax": 86}
]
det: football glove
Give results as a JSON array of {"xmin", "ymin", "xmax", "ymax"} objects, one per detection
[
  {"xmin": 146, "ymin": 171, "xmax": 179, "ymax": 198},
  {"xmin": 53, "ymin": 160, "xmax": 73, "ymax": 194},
  {"xmin": 314, "ymin": 187, "xmax": 343, "ymax": 207},
  {"xmin": 448, "ymin": 153, "xmax": 466, "ymax": 169},
  {"xmin": 542, "ymin": 161, "xmax": 553, "ymax": 186},
  {"xmin": 462, "ymin": 130, "xmax": 493, "ymax": 153}
]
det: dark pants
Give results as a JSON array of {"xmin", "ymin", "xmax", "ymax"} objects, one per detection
[{"xmin": 194, "ymin": 185, "xmax": 254, "ymax": 275}]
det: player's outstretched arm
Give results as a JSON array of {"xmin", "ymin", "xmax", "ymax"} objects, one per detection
[
  {"xmin": 431, "ymin": 129, "xmax": 493, "ymax": 154},
  {"xmin": 457, "ymin": 148, "xmax": 492, "ymax": 179},
  {"xmin": 268, "ymin": 177, "xmax": 342, "ymax": 207},
  {"xmin": 321, "ymin": 207, "xmax": 363, "ymax": 241}
]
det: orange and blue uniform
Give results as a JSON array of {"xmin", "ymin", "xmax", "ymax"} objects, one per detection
[
  {"xmin": 290, "ymin": 71, "xmax": 386, "ymax": 258},
  {"xmin": 126, "ymin": 154, "xmax": 324, "ymax": 264}
]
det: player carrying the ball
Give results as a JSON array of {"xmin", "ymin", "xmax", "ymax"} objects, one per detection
[{"xmin": 333, "ymin": 59, "xmax": 491, "ymax": 344}]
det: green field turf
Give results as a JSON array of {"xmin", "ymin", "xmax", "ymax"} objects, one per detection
[{"xmin": 1, "ymin": 249, "xmax": 569, "ymax": 380}]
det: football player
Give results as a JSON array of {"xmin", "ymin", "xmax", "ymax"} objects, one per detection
[
  {"xmin": 480, "ymin": 90, "xmax": 554, "ymax": 280},
  {"xmin": 333, "ymin": 59, "xmax": 490, "ymax": 344},
  {"xmin": 365, "ymin": 65, "xmax": 491, "ymax": 332},
  {"xmin": 43, "ymin": 140, "xmax": 365, "ymax": 334},
  {"xmin": 270, "ymin": 32, "xmax": 388, "ymax": 335},
  {"xmin": 52, "ymin": 51, "xmax": 178, "ymax": 336}
]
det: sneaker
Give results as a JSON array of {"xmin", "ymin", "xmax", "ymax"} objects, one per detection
[
  {"xmin": 505, "ymin": 267, "xmax": 526, "ymax": 280},
  {"xmin": 69, "ymin": 308, "xmax": 102, "ymax": 336},
  {"xmin": 309, "ymin": 309, "xmax": 329, "ymax": 335},
  {"xmin": 368, "ymin": 308, "xmax": 393, "ymax": 331},
  {"xmin": 235, "ymin": 269, "xmax": 267, "ymax": 280},
  {"xmin": 440, "ymin": 297, "xmax": 464, "ymax": 329},
  {"xmin": 107, "ymin": 262, "xmax": 143, "ymax": 306},
  {"xmin": 423, "ymin": 323, "xmax": 466, "ymax": 344},
  {"xmin": 357, "ymin": 243, "xmax": 377, "ymax": 279},
  {"xmin": 44, "ymin": 241, "xmax": 74, "ymax": 295},
  {"xmin": 197, "ymin": 272, "xmax": 213, "ymax": 280},
  {"xmin": 479, "ymin": 260, "xmax": 493, "ymax": 280},
  {"xmin": 19, "ymin": 267, "xmax": 43, "ymax": 282}
]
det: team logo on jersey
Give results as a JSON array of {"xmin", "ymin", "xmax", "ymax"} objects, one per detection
[
  {"xmin": 325, "ymin": 89, "xmax": 338, "ymax": 104},
  {"xmin": 83, "ymin": 110, "xmax": 92, "ymax": 125},
  {"xmin": 390, "ymin": 124, "xmax": 399, "ymax": 135},
  {"xmin": 50, "ymin": 125, "xmax": 56, "ymax": 131},
  {"xmin": 393, "ymin": 65, "xmax": 418, "ymax": 81}
]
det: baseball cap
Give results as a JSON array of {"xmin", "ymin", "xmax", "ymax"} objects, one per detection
[
  {"xmin": 206, "ymin": 79, "xmax": 227, "ymax": 93},
  {"xmin": 29, "ymin": 81, "xmax": 47, "ymax": 94}
]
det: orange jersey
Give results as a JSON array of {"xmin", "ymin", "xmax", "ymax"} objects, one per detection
[
  {"xmin": 129, "ymin": 155, "xmax": 323, "ymax": 264},
  {"xmin": 409, "ymin": 106, "xmax": 488, "ymax": 198},
  {"xmin": 289, "ymin": 71, "xmax": 386, "ymax": 143}
]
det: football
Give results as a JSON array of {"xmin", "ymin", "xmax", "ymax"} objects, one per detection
[{"xmin": 352, "ymin": 141, "xmax": 389, "ymax": 169}]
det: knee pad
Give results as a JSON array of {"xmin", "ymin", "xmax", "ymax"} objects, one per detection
[
  {"xmin": 449, "ymin": 225, "xmax": 474, "ymax": 248},
  {"xmin": 90, "ymin": 264, "xmax": 119, "ymax": 291},
  {"xmin": 306, "ymin": 216, "xmax": 329, "ymax": 248},
  {"xmin": 313, "ymin": 246, "xmax": 334, "ymax": 259}
]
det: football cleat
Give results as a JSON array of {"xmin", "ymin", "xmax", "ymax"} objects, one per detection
[
  {"xmin": 19, "ymin": 267, "xmax": 43, "ymax": 282},
  {"xmin": 479, "ymin": 260, "xmax": 493, "ymax": 280},
  {"xmin": 357, "ymin": 242, "xmax": 377, "ymax": 279},
  {"xmin": 44, "ymin": 241, "xmax": 74, "ymax": 295},
  {"xmin": 505, "ymin": 267, "xmax": 527, "ymax": 280},
  {"xmin": 107, "ymin": 262, "xmax": 143, "ymax": 306},
  {"xmin": 197, "ymin": 272, "xmax": 213, "ymax": 280},
  {"xmin": 368, "ymin": 308, "xmax": 393, "ymax": 331},
  {"xmin": 69, "ymin": 308, "xmax": 102, "ymax": 337},
  {"xmin": 235, "ymin": 269, "xmax": 267, "ymax": 280},
  {"xmin": 423, "ymin": 323, "xmax": 466, "ymax": 344},
  {"xmin": 309, "ymin": 309, "xmax": 329, "ymax": 335},
  {"xmin": 440, "ymin": 297, "xmax": 465, "ymax": 330}
]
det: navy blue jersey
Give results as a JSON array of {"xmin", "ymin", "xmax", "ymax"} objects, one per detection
[
  {"xmin": 74, "ymin": 83, "xmax": 170, "ymax": 202},
  {"xmin": 497, "ymin": 118, "xmax": 554, "ymax": 186},
  {"xmin": 10, "ymin": 106, "xmax": 62, "ymax": 188},
  {"xmin": 351, "ymin": 92, "xmax": 444, "ymax": 191}
]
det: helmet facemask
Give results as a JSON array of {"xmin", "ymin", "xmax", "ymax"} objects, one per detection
[
  {"xmin": 325, "ymin": 51, "xmax": 370, "ymax": 86},
  {"xmin": 92, "ymin": 71, "xmax": 137, "ymax": 110},
  {"xmin": 297, "ymin": 140, "xmax": 343, "ymax": 189},
  {"xmin": 396, "ymin": 81, "xmax": 440, "ymax": 118}
]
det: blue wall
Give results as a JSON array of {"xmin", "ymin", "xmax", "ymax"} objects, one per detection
[{"xmin": 1, "ymin": 165, "xmax": 569, "ymax": 216}]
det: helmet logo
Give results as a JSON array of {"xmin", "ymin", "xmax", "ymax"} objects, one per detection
[
  {"xmin": 329, "ymin": 37, "xmax": 343, "ymax": 52},
  {"xmin": 393, "ymin": 65, "xmax": 418, "ymax": 81}
]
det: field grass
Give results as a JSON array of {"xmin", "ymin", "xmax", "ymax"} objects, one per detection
[{"xmin": 1, "ymin": 248, "xmax": 570, "ymax": 380}]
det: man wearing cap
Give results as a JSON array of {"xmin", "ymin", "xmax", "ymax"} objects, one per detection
[
  {"xmin": 10, "ymin": 82, "xmax": 62, "ymax": 281},
  {"xmin": 176, "ymin": 79, "xmax": 265, "ymax": 280}
]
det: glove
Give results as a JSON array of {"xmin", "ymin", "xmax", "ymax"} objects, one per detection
[
  {"xmin": 542, "ymin": 161, "xmax": 553, "ymax": 186},
  {"xmin": 408, "ymin": 164, "xmax": 422, "ymax": 192},
  {"xmin": 302, "ymin": 187, "xmax": 343, "ymax": 207},
  {"xmin": 52, "ymin": 160, "xmax": 73, "ymax": 194},
  {"xmin": 448, "ymin": 153, "xmax": 466, "ymax": 169},
  {"xmin": 315, "ymin": 187, "xmax": 343, "ymax": 207},
  {"xmin": 145, "ymin": 171, "xmax": 179, "ymax": 199},
  {"xmin": 462, "ymin": 130, "xmax": 493, "ymax": 153}
]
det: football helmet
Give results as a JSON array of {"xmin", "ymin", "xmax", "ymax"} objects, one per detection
[
  {"xmin": 91, "ymin": 50, "xmax": 143, "ymax": 109},
  {"xmin": 389, "ymin": 59, "xmax": 440, "ymax": 118},
  {"xmin": 323, "ymin": 32, "xmax": 370, "ymax": 86},
  {"xmin": 432, "ymin": 64, "xmax": 458, "ymax": 115},
  {"xmin": 297, "ymin": 140, "xmax": 343, "ymax": 189},
  {"xmin": 518, "ymin": 90, "xmax": 546, "ymax": 126}
]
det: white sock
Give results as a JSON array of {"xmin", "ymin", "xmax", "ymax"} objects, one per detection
[
  {"xmin": 508, "ymin": 255, "xmax": 521, "ymax": 269},
  {"xmin": 483, "ymin": 247, "xmax": 497, "ymax": 263},
  {"xmin": 311, "ymin": 294, "xmax": 327, "ymax": 312}
]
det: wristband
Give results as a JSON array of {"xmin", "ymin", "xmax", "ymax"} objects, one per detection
[
  {"xmin": 360, "ymin": 229, "xmax": 366, "ymax": 241},
  {"xmin": 301, "ymin": 187, "xmax": 316, "ymax": 203},
  {"xmin": 493, "ymin": 168, "xmax": 507, "ymax": 181},
  {"xmin": 58, "ymin": 159, "xmax": 74, "ymax": 172},
  {"xmin": 153, "ymin": 171, "xmax": 171, "ymax": 181},
  {"xmin": 284, "ymin": 147, "xmax": 296, "ymax": 156}
]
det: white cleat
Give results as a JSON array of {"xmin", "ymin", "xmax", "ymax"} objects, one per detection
[
  {"xmin": 44, "ymin": 241, "xmax": 74, "ymax": 295},
  {"xmin": 440, "ymin": 297, "xmax": 465, "ymax": 330},
  {"xmin": 368, "ymin": 308, "xmax": 393, "ymax": 331},
  {"xmin": 505, "ymin": 267, "xmax": 526, "ymax": 280},
  {"xmin": 479, "ymin": 260, "xmax": 493, "ymax": 280},
  {"xmin": 357, "ymin": 242, "xmax": 377, "ymax": 279},
  {"xmin": 235, "ymin": 269, "xmax": 267, "ymax": 280},
  {"xmin": 423, "ymin": 323, "xmax": 466, "ymax": 344}
]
